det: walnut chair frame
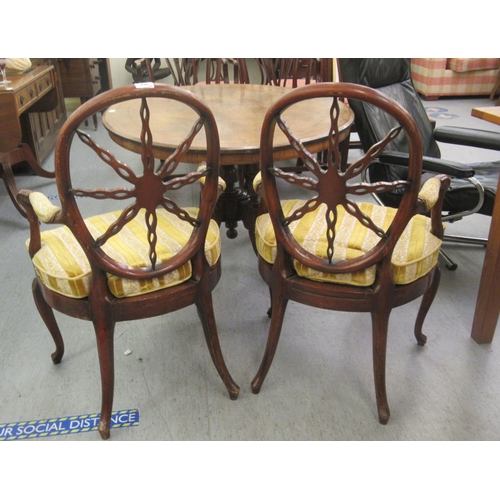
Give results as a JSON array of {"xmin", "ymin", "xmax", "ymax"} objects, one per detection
[
  {"xmin": 18, "ymin": 84, "xmax": 239, "ymax": 439},
  {"xmin": 252, "ymin": 83, "xmax": 450, "ymax": 424}
]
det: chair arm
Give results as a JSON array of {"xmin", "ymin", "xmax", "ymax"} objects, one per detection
[
  {"xmin": 197, "ymin": 163, "xmax": 226, "ymax": 199},
  {"xmin": 379, "ymin": 151, "xmax": 475, "ymax": 178},
  {"xmin": 28, "ymin": 191, "xmax": 63, "ymax": 223},
  {"xmin": 420, "ymin": 175, "xmax": 451, "ymax": 239},
  {"xmin": 434, "ymin": 126, "xmax": 500, "ymax": 152},
  {"xmin": 252, "ymin": 172, "xmax": 262, "ymax": 194},
  {"xmin": 418, "ymin": 177, "xmax": 442, "ymax": 212},
  {"xmin": 17, "ymin": 190, "xmax": 64, "ymax": 258}
]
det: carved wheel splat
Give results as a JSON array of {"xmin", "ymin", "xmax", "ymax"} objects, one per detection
[
  {"xmin": 271, "ymin": 97, "xmax": 409, "ymax": 263},
  {"xmin": 71, "ymin": 97, "xmax": 208, "ymax": 270}
]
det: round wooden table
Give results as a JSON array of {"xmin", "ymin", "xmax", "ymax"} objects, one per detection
[{"xmin": 103, "ymin": 84, "xmax": 354, "ymax": 238}]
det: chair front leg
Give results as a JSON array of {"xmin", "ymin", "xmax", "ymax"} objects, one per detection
[
  {"xmin": 251, "ymin": 282, "xmax": 289, "ymax": 394},
  {"xmin": 414, "ymin": 266, "xmax": 441, "ymax": 346},
  {"xmin": 196, "ymin": 288, "xmax": 240, "ymax": 400},
  {"xmin": 32, "ymin": 279, "xmax": 65, "ymax": 364},
  {"xmin": 92, "ymin": 310, "xmax": 116, "ymax": 440},
  {"xmin": 371, "ymin": 304, "xmax": 391, "ymax": 425}
]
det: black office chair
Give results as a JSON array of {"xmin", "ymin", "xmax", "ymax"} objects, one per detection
[
  {"xmin": 338, "ymin": 58, "xmax": 500, "ymax": 270},
  {"xmin": 125, "ymin": 58, "xmax": 171, "ymax": 83}
]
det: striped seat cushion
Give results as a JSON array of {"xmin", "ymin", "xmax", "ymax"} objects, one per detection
[
  {"xmin": 255, "ymin": 201, "xmax": 442, "ymax": 286},
  {"xmin": 29, "ymin": 207, "xmax": 221, "ymax": 299}
]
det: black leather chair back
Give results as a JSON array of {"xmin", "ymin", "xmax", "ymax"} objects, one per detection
[{"xmin": 338, "ymin": 58, "xmax": 441, "ymax": 159}]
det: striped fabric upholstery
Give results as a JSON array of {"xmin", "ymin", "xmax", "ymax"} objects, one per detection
[
  {"xmin": 29, "ymin": 208, "xmax": 221, "ymax": 299},
  {"xmin": 448, "ymin": 58, "xmax": 500, "ymax": 73},
  {"xmin": 411, "ymin": 58, "xmax": 500, "ymax": 99},
  {"xmin": 255, "ymin": 201, "xmax": 442, "ymax": 286}
]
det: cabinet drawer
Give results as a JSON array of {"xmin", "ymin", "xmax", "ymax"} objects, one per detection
[
  {"xmin": 17, "ymin": 83, "xmax": 38, "ymax": 113},
  {"xmin": 36, "ymin": 73, "xmax": 54, "ymax": 96}
]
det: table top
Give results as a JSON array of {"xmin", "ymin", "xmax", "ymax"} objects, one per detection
[
  {"xmin": 471, "ymin": 106, "xmax": 500, "ymax": 126},
  {"xmin": 103, "ymin": 84, "xmax": 354, "ymax": 166},
  {"xmin": 0, "ymin": 66, "xmax": 53, "ymax": 94}
]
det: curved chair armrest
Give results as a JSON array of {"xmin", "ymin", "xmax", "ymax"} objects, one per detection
[
  {"xmin": 17, "ymin": 190, "xmax": 64, "ymax": 258},
  {"xmin": 28, "ymin": 191, "xmax": 63, "ymax": 223},
  {"xmin": 418, "ymin": 176, "xmax": 442, "ymax": 212},
  {"xmin": 420, "ymin": 174, "xmax": 451, "ymax": 239},
  {"xmin": 252, "ymin": 171, "xmax": 262, "ymax": 194},
  {"xmin": 434, "ymin": 126, "xmax": 500, "ymax": 152},
  {"xmin": 197, "ymin": 163, "xmax": 226, "ymax": 199},
  {"xmin": 379, "ymin": 151, "xmax": 475, "ymax": 179}
]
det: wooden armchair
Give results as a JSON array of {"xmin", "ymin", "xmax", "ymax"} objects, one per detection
[
  {"xmin": 252, "ymin": 82, "xmax": 450, "ymax": 424},
  {"xmin": 17, "ymin": 84, "xmax": 239, "ymax": 440},
  {"xmin": 203, "ymin": 58, "xmax": 249, "ymax": 84},
  {"xmin": 256, "ymin": 58, "xmax": 322, "ymax": 87},
  {"xmin": 162, "ymin": 58, "xmax": 249, "ymax": 86}
]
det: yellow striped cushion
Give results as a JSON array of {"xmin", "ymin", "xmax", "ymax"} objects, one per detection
[
  {"xmin": 29, "ymin": 207, "xmax": 221, "ymax": 299},
  {"xmin": 255, "ymin": 201, "xmax": 442, "ymax": 286}
]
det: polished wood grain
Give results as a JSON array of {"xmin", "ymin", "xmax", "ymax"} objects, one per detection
[
  {"xmin": 103, "ymin": 83, "xmax": 353, "ymax": 240},
  {"xmin": 471, "ymin": 105, "xmax": 500, "ymax": 343},
  {"xmin": 103, "ymin": 84, "xmax": 353, "ymax": 166},
  {"xmin": 471, "ymin": 106, "xmax": 500, "ymax": 126}
]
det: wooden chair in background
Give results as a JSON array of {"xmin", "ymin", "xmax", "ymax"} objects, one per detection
[{"xmin": 256, "ymin": 58, "xmax": 323, "ymax": 87}]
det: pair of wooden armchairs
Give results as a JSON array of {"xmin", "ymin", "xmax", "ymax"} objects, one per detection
[{"xmin": 18, "ymin": 82, "xmax": 450, "ymax": 438}]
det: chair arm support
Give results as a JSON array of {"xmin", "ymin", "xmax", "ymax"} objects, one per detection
[
  {"xmin": 434, "ymin": 126, "xmax": 500, "ymax": 152},
  {"xmin": 379, "ymin": 151, "xmax": 475, "ymax": 178},
  {"xmin": 428, "ymin": 174, "xmax": 451, "ymax": 239}
]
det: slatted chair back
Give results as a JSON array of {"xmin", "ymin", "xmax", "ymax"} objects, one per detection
[{"xmin": 257, "ymin": 58, "xmax": 322, "ymax": 87}]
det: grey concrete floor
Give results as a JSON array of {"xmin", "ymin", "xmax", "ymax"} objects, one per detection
[{"xmin": 1, "ymin": 89, "xmax": 500, "ymax": 494}]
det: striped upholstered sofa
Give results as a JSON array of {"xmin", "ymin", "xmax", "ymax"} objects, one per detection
[{"xmin": 411, "ymin": 58, "xmax": 500, "ymax": 100}]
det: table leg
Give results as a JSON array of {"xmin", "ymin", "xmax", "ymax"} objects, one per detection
[
  {"xmin": 212, "ymin": 163, "xmax": 260, "ymax": 242},
  {"xmin": 214, "ymin": 164, "xmax": 250, "ymax": 238},
  {"xmin": 0, "ymin": 160, "xmax": 27, "ymax": 218},
  {"xmin": 471, "ymin": 175, "xmax": 500, "ymax": 343}
]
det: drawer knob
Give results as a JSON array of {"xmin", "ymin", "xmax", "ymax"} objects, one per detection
[
  {"xmin": 30, "ymin": 89, "xmax": 35, "ymax": 98},
  {"xmin": 20, "ymin": 96, "xmax": 24, "ymax": 105}
]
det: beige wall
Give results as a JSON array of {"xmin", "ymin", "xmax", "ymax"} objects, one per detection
[{"xmin": 108, "ymin": 58, "xmax": 131, "ymax": 88}]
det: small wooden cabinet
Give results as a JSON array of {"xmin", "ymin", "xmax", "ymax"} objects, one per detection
[{"xmin": 59, "ymin": 58, "xmax": 102, "ymax": 99}]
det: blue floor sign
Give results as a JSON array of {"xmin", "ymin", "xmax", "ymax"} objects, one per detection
[{"xmin": 0, "ymin": 409, "xmax": 139, "ymax": 440}]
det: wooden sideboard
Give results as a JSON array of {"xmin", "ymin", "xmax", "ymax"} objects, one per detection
[
  {"xmin": 0, "ymin": 64, "xmax": 63, "ymax": 157},
  {"xmin": 0, "ymin": 63, "xmax": 65, "ymax": 216},
  {"xmin": 18, "ymin": 58, "xmax": 67, "ymax": 165}
]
